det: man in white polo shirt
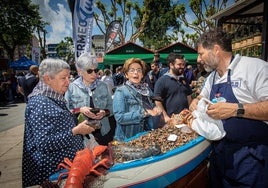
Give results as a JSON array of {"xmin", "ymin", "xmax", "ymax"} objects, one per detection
[{"xmin": 190, "ymin": 27, "xmax": 268, "ymax": 188}]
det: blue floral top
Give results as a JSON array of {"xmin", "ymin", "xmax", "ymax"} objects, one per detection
[{"xmin": 22, "ymin": 81, "xmax": 84, "ymax": 187}]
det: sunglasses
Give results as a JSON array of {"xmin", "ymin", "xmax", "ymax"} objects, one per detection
[{"xmin": 86, "ymin": 68, "xmax": 99, "ymax": 74}]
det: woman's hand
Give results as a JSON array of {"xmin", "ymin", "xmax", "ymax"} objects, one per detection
[
  {"xmin": 146, "ymin": 106, "xmax": 162, "ymax": 117},
  {"xmin": 80, "ymin": 107, "xmax": 105, "ymax": 119},
  {"xmin": 72, "ymin": 120, "xmax": 95, "ymax": 136},
  {"xmin": 94, "ymin": 110, "xmax": 106, "ymax": 120}
]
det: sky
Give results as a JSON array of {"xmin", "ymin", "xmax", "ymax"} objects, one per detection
[{"xmin": 31, "ymin": 0, "xmax": 197, "ymax": 44}]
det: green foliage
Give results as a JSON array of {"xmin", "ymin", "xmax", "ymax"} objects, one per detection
[
  {"xmin": 173, "ymin": 0, "xmax": 234, "ymax": 47},
  {"xmin": 134, "ymin": 0, "xmax": 180, "ymax": 49},
  {"xmin": 92, "ymin": 0, "xmax": 235, "ymax": 49},
  {"xmin": 55, "ymin": 37, "xmax": 74, "ymax": 64},
  {"xmin": 0, "ymin": 0, "xmax": 45, "ymax": 60}
]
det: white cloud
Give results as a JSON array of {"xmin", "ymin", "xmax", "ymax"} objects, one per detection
[{"xmin": 32, "ymin": 0, "xmax": 72, "ymax": 44}]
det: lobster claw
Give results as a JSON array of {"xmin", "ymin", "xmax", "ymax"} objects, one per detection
[{"xmin": 57, "ymin": 145, "xmax": 113, "ymax": 188}]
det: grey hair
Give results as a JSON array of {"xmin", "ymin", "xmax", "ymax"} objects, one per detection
[
  {"xmin": 76, "ymin": 52, "xmax": 98, "ymax": 71},
  {"xmin": 38, "ymin": 58, "xmax": 70, "ymax": 80}
]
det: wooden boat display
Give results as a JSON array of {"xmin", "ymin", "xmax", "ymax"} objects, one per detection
[
  {"xmin": 49, "ymin": 127, "xmax": 211, "ymax": 187},
  {"xmin": 103, "ymin": 136, "xmax": 211, "ymax": 188}
]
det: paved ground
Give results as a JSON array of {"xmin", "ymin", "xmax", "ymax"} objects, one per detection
[
  {"xmin": 0, "ymin": 102, "xmax": 26, "ymax": 188},
  {"xmin": 0, "ymin": 102, "xmax": 26, "ymax": 132}
]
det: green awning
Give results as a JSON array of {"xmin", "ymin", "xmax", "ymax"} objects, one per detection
[
  {"xmin": 103, "ymin": 53, "xmax": 198, "ymax": 66},
  {"xmin": 158, "ymin": 53, "xmax": 198, "ymax": 65},
  {"xmin": 103, "ymin": 53, "xmax": 155, "ymax": 65}
]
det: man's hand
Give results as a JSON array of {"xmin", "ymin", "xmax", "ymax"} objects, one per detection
[{"xmin": 206, "ymin": 102, "xmax": 237, "ymax": 119}]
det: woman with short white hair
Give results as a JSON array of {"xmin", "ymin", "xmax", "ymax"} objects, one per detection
[
  {"xmin": 22, "ymin": 58, "xmax": 95, "ymax": 187},
  {"xmin": 65, "ymin": 53, "xmax": 115, "ymax": 146}
]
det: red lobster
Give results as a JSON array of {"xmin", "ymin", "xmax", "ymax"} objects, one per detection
[{"xmin": 57, "ymin": 145, "xmax": 110, "ymax": 188}]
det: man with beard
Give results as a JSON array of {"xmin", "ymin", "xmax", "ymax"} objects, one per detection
[
  {"xmin": 154, "ymin": 52, "xmax": 192, "ymax": 123},
  {"xmin": 190, "ymin": 27, "xmax": 268, "ymax": 188}
]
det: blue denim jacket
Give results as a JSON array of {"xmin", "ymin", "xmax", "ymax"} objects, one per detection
[
  {"xmin": 113, "ymin": 84, "xmax": 155, "ymax": 141},
  {"xmin": 65, "ymin": 77, "xmax": 113, "ymax": 135}
]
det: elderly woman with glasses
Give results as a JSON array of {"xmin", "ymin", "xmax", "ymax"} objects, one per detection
[
  {"xmin": 65, "ymin": 53, "xmax": 114, "ymax": 146},
  {"xmin": 113, "ymin": 58, "xmax": 162, "ymax": 141},
  {"xmin": 22, "ymin": 58, "xmax": 95, "ymax": 187}
]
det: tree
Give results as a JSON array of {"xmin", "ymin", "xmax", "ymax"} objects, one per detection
[
  {"xmin": 0, "ymin": 0, "xmax": 46, "ymax": 61},
  {"xmin": 94, "ymin": 0, "xmax": 143, "ymax": 46},
  {"xmin": 133, "ymin": 0, "xmax": 180, "ymax": 50},
  {"xmin": 55, "ymin": 37, "xmax": 74, "ymax": 64},
  {"xmin": 36, "ymin": 20, "xmax": 48, "ymax": 60},
  {"xmin": 173, "ymin": 0, "xmax": 234, "ymax": 47}
]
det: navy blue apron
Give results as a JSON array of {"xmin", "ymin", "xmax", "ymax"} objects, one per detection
[{"xmin": 209, "ymin": 70, "xmax": 268, "ymax": 188}]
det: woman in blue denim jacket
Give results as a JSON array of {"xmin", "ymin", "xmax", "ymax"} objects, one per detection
[
  {"xmin": 113, "ymin": 58, "xmax": 162, "ymax": 141},
  {"xmin": 65, "ymin": 53, "xmax": 114, "ymax": 145}
]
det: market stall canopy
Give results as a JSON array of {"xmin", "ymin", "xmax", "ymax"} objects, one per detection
[
  {"xmin": 209, "ymin": 0, "xmax": 267, "ymax": 61},
  {"xmin": 9, "ymin": 56, "xmax": 39, "ymax": 70},
  {"xmin": 103, "ymin": 42, "xmax": 154, "ymax": 65},
  {"xmin": 157, "ymin": 42, "xmax": 198, "ymax": 65}
]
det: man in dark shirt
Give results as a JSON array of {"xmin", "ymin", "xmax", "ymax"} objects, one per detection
[
  {"xmin": 18, "ymin": 65, "xmax": 39, "ymax": 103},
  {"xmin": 154, "ymin": 53, "xmax": 192, "ymax": 123}
]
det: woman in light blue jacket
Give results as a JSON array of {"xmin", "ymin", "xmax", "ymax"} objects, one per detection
[
  {"xmin": 65, "ymin": 53, "xmax": 114, "ymax": 145},
  {"xmin": 113, "ymin": 58, "xmax": 162, "ymax": 141}
]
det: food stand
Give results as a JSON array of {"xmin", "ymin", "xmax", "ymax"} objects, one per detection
[
  {"xmin": 50, "ymin": 126, "xmax": 211, "ymax": 188},
  {"xmin": 103, "ymin": 136, "xmax": 211, "ymax": 187}
]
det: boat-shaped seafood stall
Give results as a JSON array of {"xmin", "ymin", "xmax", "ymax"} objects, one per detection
[
  {"xmin": 104, "ymin": 133, "xmax": 211, "ymax": 187},
  {"xmin": 50, "ymin": 125, "xmax": 211, "ymax": 188}
]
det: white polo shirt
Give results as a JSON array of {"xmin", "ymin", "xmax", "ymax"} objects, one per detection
[{"xmin": 201, "ymin": 54, "xmax": 268, "ymax": 105}]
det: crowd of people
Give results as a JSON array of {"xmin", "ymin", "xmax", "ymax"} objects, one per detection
[{"xmin": 18, "ymin": 27, "xmax": 268, "ymax": 187}]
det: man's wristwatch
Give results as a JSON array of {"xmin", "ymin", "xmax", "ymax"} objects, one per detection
[{"xmin": 237, "ymin": 103, "xmax": 245, "ymax": 117}]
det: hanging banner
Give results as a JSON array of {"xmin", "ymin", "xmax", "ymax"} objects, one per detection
[
  {"xmin": 70, "ymin": 0, "xmax": 94, "ymax": 62},
  {"xmin": 105, "ymin": 20, "xmax": 122, "ymax": 52},
  {"xmin": 31, "ymin": 46, "xmax": 40, "ymax": 64}
]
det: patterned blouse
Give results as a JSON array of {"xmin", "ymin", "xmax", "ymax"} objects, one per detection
[{"xmin": 22, "ymin": 81, "xmax": 84, "ymax": 187}]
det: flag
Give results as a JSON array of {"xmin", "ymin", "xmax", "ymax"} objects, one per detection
[
  {"xmin": 69, "ymin": 0, "xmax": 94, "ymax": 62},
  {"xmin": 105, "ymin": 20, "xmax": 122, "ymax": 52}
]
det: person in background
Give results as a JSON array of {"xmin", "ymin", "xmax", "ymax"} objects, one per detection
[
  {"xmin": 101, "ymin": 68, "xmax": 115, "ymax": 95},
  {"xmin": 193, "ymin": 62, "xmax": 209, "ymax": 81},
  {"xmin": 113, "ymin": 58, "xmax": 162, "ymax": 141},
  {"xmin": 18, "ymin": 65, "xmax": 39, "ymax": 103},
  {"xmin": 191, "ymin": 62, "xmax": 210, "ymax": 98},
  {"xmin": 1, "ymin": 71, "xmax": 13, "ymax": 103},
  {"xmin": 22, "ymin": 58, "xmax": 95, "ymax": 187},
  {"xmin": 185, "ymin": 64, "xmax": 195, "ymax": 84},
  {"xmin": 153, "ymin": 52, "xmax": 162, "ymax": 68},
  {"xmin": 154, "ymin": 53, "xmax": 192, "ymax": 123},
  {"xmin": 112, "ymin": 66, "xmax": 125, "ymax": 87},
  {"xmin": 144, "ymin": 60, "xmax": 161, "ymax": 92},
  {"xmin": 97, "ymin": 69, "xmax": 104, "ymax": 80},
  {"xmin": 190, "ymin": 27, "xmax": 268, "ymax": 188},
  {"xmin": 65, "ymin": 53, "xmax": 115, "ymax": 146}
]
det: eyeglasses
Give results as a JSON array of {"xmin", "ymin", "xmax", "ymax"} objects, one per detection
[
  {"xmin": 128, "ymin": 68, "xmax": 143, "ymax": 73},
  {"xmin": 86, "ymin": 68, "xmax": 99, "ymax": 74}
]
